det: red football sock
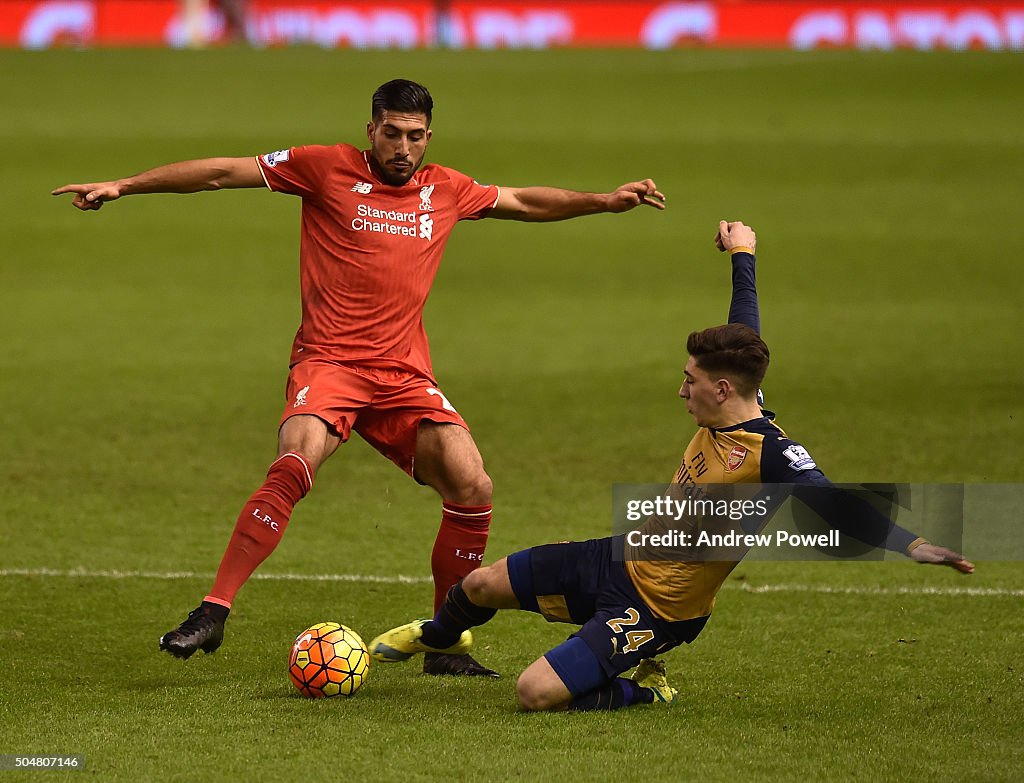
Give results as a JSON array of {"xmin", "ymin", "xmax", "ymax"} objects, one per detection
[
  {"xmin": 205, "ymin": 452, "xmax": 313, "ymax": 608},
  {"xmin": 430, "ymin": 502, "xmax": 492, "ymax": 612}
]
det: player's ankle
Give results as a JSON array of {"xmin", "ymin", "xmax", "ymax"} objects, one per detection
[
  {"xmin": 200, "ymin": 600, "xmax": 230, "ymax": 623},
  {"xmin": 636, "ymin": 687, "xmax": 657, "ymax": 705},
  {"xmin": 419, "ymin": 620, "xmax": 461, "ymax": 649}
]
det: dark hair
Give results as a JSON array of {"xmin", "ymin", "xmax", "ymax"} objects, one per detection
[
  {"xmin": 371, "ymin": 79, "xmax": 433, "ymax": 124},
  {"xmin": 686, "ymin": 323, "xmax": 770, "ymax": 397}
]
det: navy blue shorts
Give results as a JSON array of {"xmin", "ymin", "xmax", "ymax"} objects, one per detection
[{"xmin": 506, "ymin": 536, "xmax": 709, "ymax": 696}]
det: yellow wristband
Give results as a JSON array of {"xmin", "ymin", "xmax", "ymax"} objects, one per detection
[
  {"xmin": 907, "ymin": 537, "xmax": 928, "ymax": 554},
  {"xmin": 729, "ymin": 246, "xmax": 754, "ymax": 256}
]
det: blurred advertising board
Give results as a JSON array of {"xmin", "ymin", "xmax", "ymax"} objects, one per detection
[{"xmin": 4, "ymin": 1, "xmax": 1023, "ymax": 49}]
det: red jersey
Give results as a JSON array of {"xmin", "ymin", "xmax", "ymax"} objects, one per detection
[{"xmin": 256, "ymin": 143, "xmax": 500, "ymax": 375}]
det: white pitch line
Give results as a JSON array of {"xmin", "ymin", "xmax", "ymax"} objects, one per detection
[
  {"xmin": 736, "ymin": 582, "xmax": 1024, "ymax": 598},
  {"xmin": 0, "ymin": 567, "xmax": 1020, "ymax": 597},
  {"xmin": 0, "ymin": 567, "xmax": 430, "ymax": 585}
]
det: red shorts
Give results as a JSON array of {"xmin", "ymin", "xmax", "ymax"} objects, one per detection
[{"xmin": 280, "ymin": 360, "xmax": 469, "ymax": 477}]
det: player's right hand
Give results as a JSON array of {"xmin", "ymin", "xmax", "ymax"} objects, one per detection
[
  {"xmin": 715, "ymin": 220, "xmax": 756, "ymax": 253},
  {"xmin": 51, "ymin": 182, "xmax": 122, "ymax": 211}
]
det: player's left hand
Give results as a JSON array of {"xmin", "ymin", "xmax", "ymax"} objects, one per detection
[
  {"xmin": 910, "ymin": 542, "xmax": 975, "ymax": 574},
  {"xmin": 715, "ymin": 220, "xmax": 757, "ymax": 253},
  {"xmin": 607, "ymin": 180, "xmax": 665, "ymax": 212}
]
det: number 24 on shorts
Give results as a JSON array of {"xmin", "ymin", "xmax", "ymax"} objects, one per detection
[{"xmin": 606, "ymin": 608, "xmax": 655, "ymax": 654}]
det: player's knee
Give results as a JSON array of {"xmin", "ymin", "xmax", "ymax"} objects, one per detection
[
  {"xmin": 462, "ymin": 565, "xmax": 497, "ymax": 606},
  {"xmin": 446, "ymin": 470, "xmax": 493, "ymax": 507},
  {"xmin": 455, "ymin": 470, "xmax": 492, "ymax": 506},
  {"xmin": 461, "ymin": 568, "xmax": 487, "ymax": 601},
  {"xmin": 277, "ymin": 448, "xmax": 320, "ymax": 475},
  {"xmin": 477, "ymin": 472, "xmax": 494, "ymax": 502},
  {"xmin": 277, "ymin": 415, "xmax": 338, "ymax": 473},
  {"xmin": 269, "ymin": 445, "xmax": 320, "ymax": 480},
  {"xmin": 515, "ymin": 673, "xmax": 566, "ymax": 712}
]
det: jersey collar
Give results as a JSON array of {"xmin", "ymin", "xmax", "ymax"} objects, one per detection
[{"xmin": 710, "ymin": 410, "xmax": 776, "ymax": 433}]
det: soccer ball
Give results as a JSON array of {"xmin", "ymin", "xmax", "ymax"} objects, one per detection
[{"xmin": 288, "ymin": 622, "xmax": 369, "ymax": 698}]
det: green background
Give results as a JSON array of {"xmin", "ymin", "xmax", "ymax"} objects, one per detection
[{"xmin": 1, "ymin": 49, "xmax": 1022, "ymax": 781}]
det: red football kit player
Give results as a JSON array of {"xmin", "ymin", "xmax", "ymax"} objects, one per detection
[
  {"xmin": 258, "ymin": 142, "xmax": 500, "ymax": 470},
  {"xmin": 53, "ymin": 79, "xmax": 666, "ymax": 676}
]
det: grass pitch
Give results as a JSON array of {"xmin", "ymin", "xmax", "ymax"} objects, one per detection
[{"xmin": 2, "ymin": 48, "xmax": 1023, "ymax": 781}]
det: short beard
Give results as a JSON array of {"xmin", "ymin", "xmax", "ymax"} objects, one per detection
[
  {"xmin": 370, "ymin": 156, "xmax": 417, "ymax": 186},
  {"xmin": 379, "ymin": 169, "xmax": 414, "ymax": 186}
]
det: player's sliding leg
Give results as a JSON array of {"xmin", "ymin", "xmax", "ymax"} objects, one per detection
[
  {"xmin": 516, "ymin": 650, "xmax": 676, "ymax": 712},
  {"xmin": 371, "ymin": 550, "xmax": 679, "ymax": 711},
  {"xmin": 484, "ymin": 539, "xmax": 683, "ymax": 711},
  {"xmin": 159, "ymin": 415, "xmax": 340, "ymax": 659},
  {"xmin": 370, "ymin": 559, "xmax": 515, "ymax": 661},
  {"xmin": 413, "ymin": 421, "xmax": 497, "ymax": 677}
]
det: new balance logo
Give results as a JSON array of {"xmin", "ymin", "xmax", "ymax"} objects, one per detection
[
  {"xmin": 293, "ymin": 385, "xmax": 309, "ymax": 407},
  {"xmin": 351, "ymin": 182, "xmax": 373, "ymax": 194},
  {"xmin": 419, "ymin": 213, "xmax": 433, "ymax": 241}
]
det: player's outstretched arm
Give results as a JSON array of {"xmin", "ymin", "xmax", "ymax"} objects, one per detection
[
  {"xmin": 785, "ymin": 478, "xmax": 977, "ymax": 576},
  {"xmin": 52, "ymin": 156, "xmax": 265, "ymax": 211},
  {"xmin": 489, "ymin": 180, "xmax": 665, "ymax": 222},
  {"xmin": 763, "ymin": 442, "xmax": 975, "ymax": 576},
  {"xmin": 909, "ymin": 542, "xmax": 975, "ymax": 574},
  {"xmin": 718, "ymin": 220, "xmax": 761, "ymax": 334}
]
